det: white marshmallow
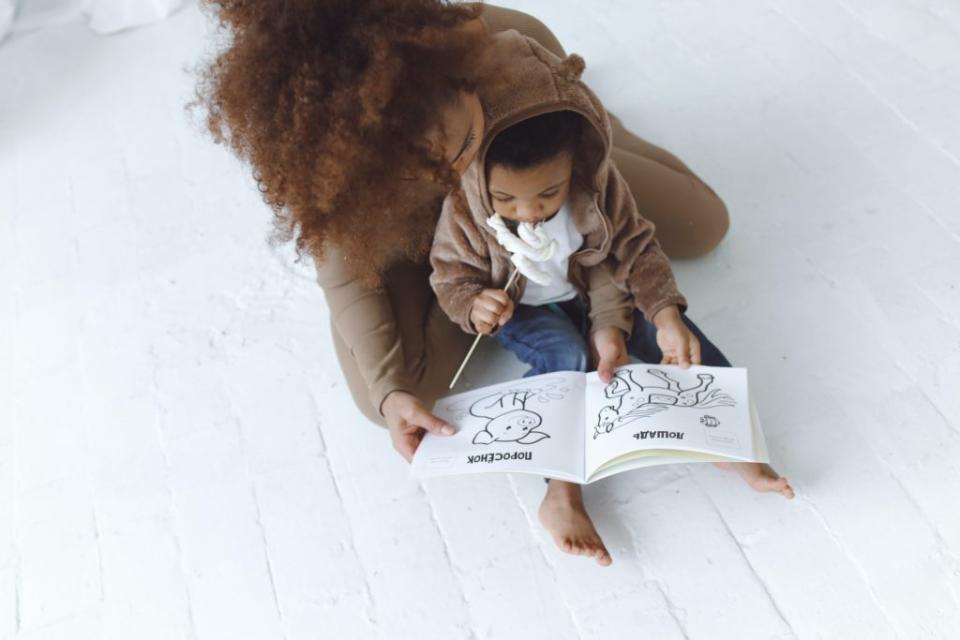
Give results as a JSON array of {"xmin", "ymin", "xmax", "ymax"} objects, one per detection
[{"xmin": 486, "ymin": 214, "xmax": 559, "ymax": 285}]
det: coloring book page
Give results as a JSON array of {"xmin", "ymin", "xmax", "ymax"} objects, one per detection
[
  {"xmin": 412, "ymin": 371, "xmax": 586, "ymax": 481},
  {"xmin": 584, "ymin": 364, "xmax": 752, "ymax": 479}
]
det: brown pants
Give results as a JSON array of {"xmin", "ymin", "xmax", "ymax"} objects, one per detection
[{"xmin": 334, "ymin": 4, "xmax": 730, "ymax": 426}]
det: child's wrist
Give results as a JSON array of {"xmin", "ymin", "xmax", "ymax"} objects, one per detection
[
  {"xmin": 590, "ymin": 325, "xmax": 626, "ymax": 341},
  {"xmin": 652, "ymin": 305, "xmax": 681, "ymax": 329}
]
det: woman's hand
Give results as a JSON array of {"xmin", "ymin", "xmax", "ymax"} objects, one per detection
[
  {"xmin": 381, "ymin": 391, "xmax": 455, "ymax": 462},
  {"xmin": 590, "ymin": 326, "xmax": 629, "ymax": 383},
  {"xmin": 470, "ymin": 289, "xmax": 514, "ymax": 334},
  {"xmin": 652, "ymin": 306, "xmax": 701, "ymax": 368}
]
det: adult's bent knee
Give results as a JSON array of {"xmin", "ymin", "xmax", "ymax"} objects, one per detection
[
  {"xmin": 686, "ymin": 192, "xmax": 730, "ymax": 258},
  {"xmin": 662, "ymin": 187, "xmax": 731, "ymax": 259},
  {"xmin": 480, "ymin": 4, "xmax": 566, "ymax": 57}
]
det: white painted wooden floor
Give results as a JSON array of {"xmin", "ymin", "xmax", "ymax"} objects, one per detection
[{"xmin": 2, "ymin": 1, "xmax": 959, "ymax": 638}]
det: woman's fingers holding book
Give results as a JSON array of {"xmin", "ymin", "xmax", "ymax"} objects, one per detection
[
  {"xmin": 401, "ymin": 400, "xmax": 455, "ymax": 437},
  {"xmin": 383, "ymin": 391, "xmax": 455, "ymax": 462},
  {"xmin": 420, "ymin": 410, "xmax": 456, "ymax": 437},
  {"xmin": 389, "ymin": 419, "xmax": 448, "ymax": 462},
  {"xmin": 390, "ymin": 429, "xmax": 420, "ymax": 463}
]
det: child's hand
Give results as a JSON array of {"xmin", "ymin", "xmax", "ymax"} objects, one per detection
[
  {"xmin": 470, "ymin": 289, "xmax": 514, "ymax": 334},
  {"xmin": 590, "ymin": 326, "xmax": 629, "ymax": 383},
  {"xmin": 653, "ymin": 306, "xmax": 701, "ymax": 368}
]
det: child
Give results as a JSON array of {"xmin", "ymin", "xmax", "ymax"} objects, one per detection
[{"xmin": 431, "ymin": 60, "xmax": 793, "ymax": 567}]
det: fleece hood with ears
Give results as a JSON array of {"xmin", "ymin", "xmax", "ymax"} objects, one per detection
[
  {"xmin": 459, "ymin": 31, "xmax": 615, "ymax": 225},
  {"xmin": 430, "ymin": 29, "xmax": 687, "ymax": 335}
]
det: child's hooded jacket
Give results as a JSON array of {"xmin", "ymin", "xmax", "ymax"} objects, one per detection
[{"xmin": 430, "ymin": 30, "xmax": 687, "ymax": 334}]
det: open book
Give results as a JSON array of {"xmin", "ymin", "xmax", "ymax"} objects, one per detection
[{"xmin": 412, "ymin": 364, "xmax": 769, "ymax": 483}]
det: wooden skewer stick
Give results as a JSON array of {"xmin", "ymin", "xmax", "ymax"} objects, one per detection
[{"xmin": 448, "ymin": 267, "xmax": 520, "ymax": 390}]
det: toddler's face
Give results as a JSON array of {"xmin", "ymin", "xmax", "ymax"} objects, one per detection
[{"xmin": 486, "ymin": 152, "xmax": 574, "ymax": 224}]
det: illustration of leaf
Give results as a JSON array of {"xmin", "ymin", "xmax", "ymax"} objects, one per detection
[{"xmin": 518, "ymin": 432, "xmax": 551, "ymax": 444}]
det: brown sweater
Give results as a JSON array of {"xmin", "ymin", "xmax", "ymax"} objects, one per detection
[
  {"xmin": 315, "ymin": 26, "xmax": 652, "ymax": 414},
  {"xmin": 430, "ymin": 30, "xmax": 686, "ymax": 335}
]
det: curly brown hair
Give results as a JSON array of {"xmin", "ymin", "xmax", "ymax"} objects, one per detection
[{"xmin": 193, "ymin": 0, "xmax": 488, "ymax": 286}]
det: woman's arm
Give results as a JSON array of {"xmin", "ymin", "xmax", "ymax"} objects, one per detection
[
  {"xmin": 317, "ymin": 246, "xmax": 459, "ymax": 460},
  {"xmin": 314, "ymin": 245, "xmax": 415, "ymax": 415}
]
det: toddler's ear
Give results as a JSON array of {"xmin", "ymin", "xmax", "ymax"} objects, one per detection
[{"xmin": 473, "ymin": 430, "xmax": 496, "ymax": 445}]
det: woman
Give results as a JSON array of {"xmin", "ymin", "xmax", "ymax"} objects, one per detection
[{"xmin": 196, "ymin": 0, "xmax": 742, "ymax": 565}]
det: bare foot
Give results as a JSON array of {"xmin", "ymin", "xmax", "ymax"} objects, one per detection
[
  {"xmin": 714, "ymin": 462, "xmax": 796, "ymax": 499},
  {"xmin": 538, "ymin": 480, "xmax": 612, "ymax": 566}
]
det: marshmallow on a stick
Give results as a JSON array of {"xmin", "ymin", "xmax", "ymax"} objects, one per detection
[
  {"xmin": 448, "ymin": 215, "xmax": 560, "ymax": 390},
  {"xmin": 486, "ymin": 214, "xmax": 559, "ymax": 285}
]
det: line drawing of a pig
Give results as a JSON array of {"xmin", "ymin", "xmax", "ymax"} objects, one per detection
[{"xmin": 469, "ymin": 390, "xmax": 550, "ymax": 445}]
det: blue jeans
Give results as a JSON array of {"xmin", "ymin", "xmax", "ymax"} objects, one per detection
[{"xmin": 495, "ymin": 297, "xmax": 732, "ymax": 376}]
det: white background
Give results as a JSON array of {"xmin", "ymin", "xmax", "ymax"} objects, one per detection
[{"xmin": 2, "ymin": 0, "xmax": 959, "ymax": 638}]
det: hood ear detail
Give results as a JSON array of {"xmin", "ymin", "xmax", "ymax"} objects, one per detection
[{"xmin": 557, "ymin": 54, "xmax": 586, "ymax": 82}]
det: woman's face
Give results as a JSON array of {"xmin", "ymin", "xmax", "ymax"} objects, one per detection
[{"xmin": 433, "ymin": 91, "xmax": 485, "ymax": 175}]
